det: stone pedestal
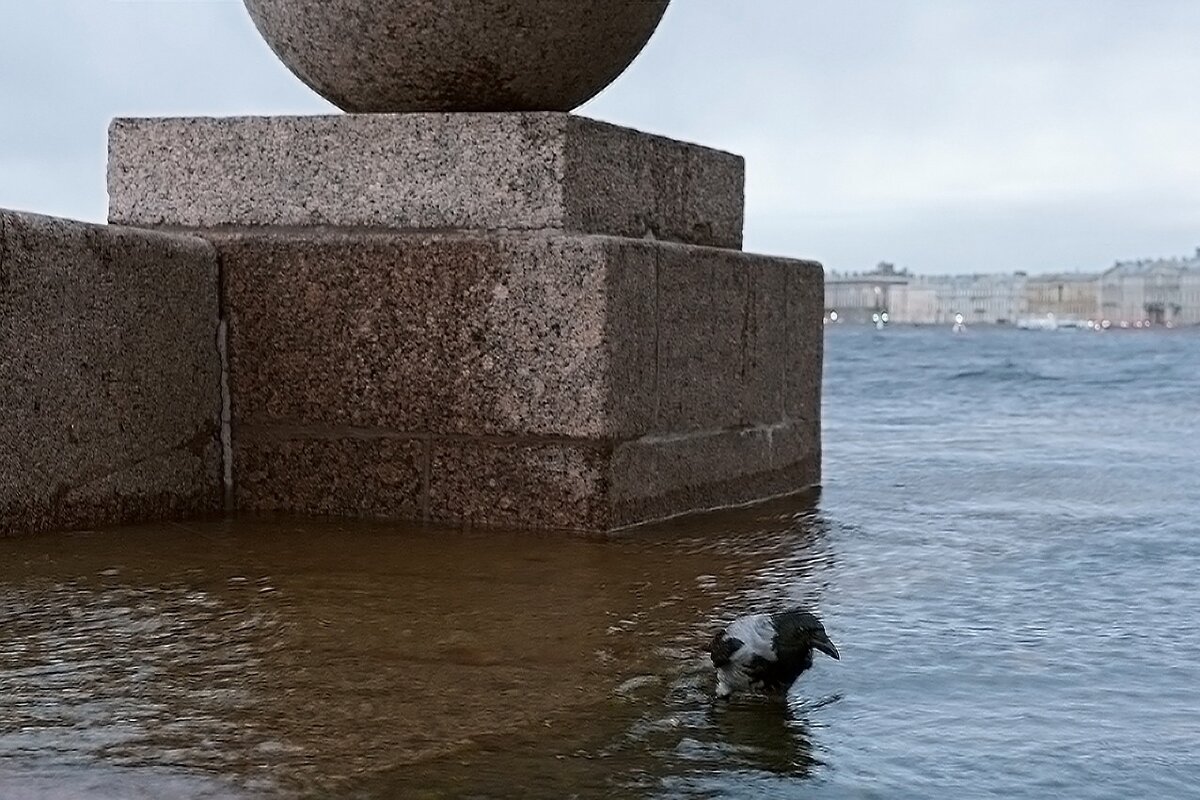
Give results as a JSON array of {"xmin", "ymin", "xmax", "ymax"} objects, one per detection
[
  {"xmin": 109, "ymin": 114, "xmax": 744, "ymax": 248},
  {"xmin": 0, "ymin": 211, "xmax": 223, "ymax": 536},
  {"xmin": 107, "ymin": 113, "xmax": 823, "ymax": 531}
]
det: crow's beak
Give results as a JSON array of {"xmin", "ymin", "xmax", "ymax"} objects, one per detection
[{"xmin": 813, "ymin": 633, "xmax": 840, "ymax": 660}]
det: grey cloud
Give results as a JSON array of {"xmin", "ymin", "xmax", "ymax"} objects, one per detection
[{"xmin": 3, "ymin": 0, "xmax": 1199, "ymax": 272}]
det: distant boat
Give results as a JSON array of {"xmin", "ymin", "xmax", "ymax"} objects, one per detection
[
  {"xmin": 1017, "ymin": 316, "xmax": 1058, "ymax": 331},
  {"xmin": 1017, "ymin": 315, "xmax": 1086, "ymax": 331}
]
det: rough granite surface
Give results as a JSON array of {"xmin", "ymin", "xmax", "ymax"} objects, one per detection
[
  {"xmin": 609, "ymin": 421, "xmax": 821, "ymax": 528},
  {"xmin": 213, "ymin": 229, "xmax": 822, "ymax": 529},
  {"xmin": 107, "ymin": 113, "xmax": 744, "ymax": 250},
  {"xmin": 0, "ymin": 210, "xmax": 223, "ymax": 536},
  {"xmin": 235, "ymin": 434, "xmax": 424, "ymax": 520},
  {"xmin": 241, "ymin": 0, "xmax": 670, "ymax": 113},
  {"xmin": 99, "ymin": 109, "xmax": 820, "ymax": 532}
]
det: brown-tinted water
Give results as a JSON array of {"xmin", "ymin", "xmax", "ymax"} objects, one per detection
[{"xmin": 1, "ymin": 500, "xmax": 833, "ymax": 799}]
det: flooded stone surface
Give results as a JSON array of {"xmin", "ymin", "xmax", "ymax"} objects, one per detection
[
  {"xmin": 0, "ymin": 505, "xmax": 831, "ymax": 798},
  {"xmin": 3, "ymin": 326, "xmax": 1200, "ymax": 798}
]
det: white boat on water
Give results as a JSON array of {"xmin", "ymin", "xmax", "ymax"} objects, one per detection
[
  {"xmin": 1017, "ymin": 316, "xmax": 1058, "ymax": 331},
  {"xmin": 1016, "ymin": 314, "xmax": 1086, "ymax": 331}
]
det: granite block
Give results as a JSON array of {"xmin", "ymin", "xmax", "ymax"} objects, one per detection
[
  {"xmin": 561, "ymin": 116, "xmax": 744, "ymax": 249},
  {"xmin": 233, "ymin": 432, "xmax": 424, "ymax": 518},
  {"xmin": 212, "ymin": 228, "xmax": 822, "ymax": 529},
  {"xmin": 424, "ymin": 422, "xmax": 820, "ymax": 532},
  {"xmin": 598, "ymin": 239, "xmax": 658, "ymax": 436},
  {"xmin": 107, "ymin": 113, "xmax": 744, "ymax": 249},
  {"xmin": 785, "ymin": 260, "xmax": 826, "ymax": 423},
  {"xmin": 609, "ymin": 420, "xmax": 820, "ymax": 528},
  {"xmin": 215, "ymin": 230, "xmax": 641, "ymax": 440},
  {"xmin": 427, "ymin": 439, "xmax": 610, "ymax": 531},
  {"xmin": 0, "ymin": 209, "xmax": 222, "ymax": 536},
  {"xmin": 651, "ymin": 242, "xmax": 798, "ymax": 432},
  {"xmin": 216, "ymin": 231, "xmax": 816, "ymax": 439}
]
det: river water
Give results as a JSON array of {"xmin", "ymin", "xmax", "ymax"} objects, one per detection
[{"xmin": 2, "ymin": 325, "xmax": 1198, "ymax": 799}]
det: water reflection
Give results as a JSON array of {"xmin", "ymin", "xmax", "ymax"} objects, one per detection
[
  {"xmin": 355, "ymin": 696, "xmax": 823, "ymax": 800},
  {"xmin": 0, "ymin": 492, "xmax": 836, "ymax": 798}
]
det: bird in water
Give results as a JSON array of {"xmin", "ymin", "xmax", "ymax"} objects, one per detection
[{"xmin": 705, "ymin": 608, "xmax": 840, "ymax": 700}]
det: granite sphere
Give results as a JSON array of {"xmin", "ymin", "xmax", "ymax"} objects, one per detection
[{"xmin": 242, "ymin": 0, "xmax": 671, "ymax": 113}]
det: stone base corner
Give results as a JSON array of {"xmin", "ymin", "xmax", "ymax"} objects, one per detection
[
  {"xmin": 96, "ymin": 112, "xmax": 824, "ymax": 533},
  {"xmin": 213, "ymin": 229, "xmax": 822, "ymax": 531}
]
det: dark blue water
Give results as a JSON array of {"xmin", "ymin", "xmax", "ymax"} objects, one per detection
[
  {"xmin": 803, "ymin": 326, "xmax": 1200, "ymax": 799},
  {"xmin": 2, "ymin": 326, "xmax": 1198, "ymax": 798}
]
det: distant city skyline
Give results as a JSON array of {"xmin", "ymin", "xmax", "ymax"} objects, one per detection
[
  {"xmin": 826, "ymin": 247, "xmax": 1200, "ymax": 327},
  {"xmin": 830, "ymin": 244, "xmax": 1200, "ymax": 280},
  {"xmin": 3, "ymin": 1, "xmax": 1200, "ymax": 274}
]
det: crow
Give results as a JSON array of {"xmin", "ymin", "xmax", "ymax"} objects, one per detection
[{"xmin": 705, "ymin": 608, "xmax": 840, "ymax": 700}]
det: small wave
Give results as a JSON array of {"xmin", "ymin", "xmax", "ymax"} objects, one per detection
[{"xmin": 949, "ymin": 360, "xmax": 1060, "ymax": 383}]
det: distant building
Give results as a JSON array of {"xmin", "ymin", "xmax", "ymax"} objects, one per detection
[
  {"xmin": 1024, "ymin": 274, "xmax": 1099, "ymax": 321},
  {"xmin": 1185, "ymin": 269, "xmax": 1200, "ymax": 325},
  {"xmin": 825, "ymin": 267, "xmax": 1027, "ymax": 326},
  {"xmin": 824, "ymin": 250, "xmax": 1200, "ymax": 327},
  {"xmin": 824, "ymin": 262, "xmax": 910, "ymax": 323},
  {"xmin": 888, "ymin": 283, "xmax": 939, "ymax": 324},
  {"xmin": 911, "ymin": 272, "xmax": 1029, "ymax": 325},
  {"xmin": 1099, "ymin": 249, "xmax": 1200, "ymax": 326}
]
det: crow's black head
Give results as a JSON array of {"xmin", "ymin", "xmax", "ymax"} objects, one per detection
[
  {"xmin": 772, "ymin": 609, "xmax": 840, "ymax": 661},
  {"xmin": 706, "ymin": 632, "xmax": 744, "ymax": 669}
]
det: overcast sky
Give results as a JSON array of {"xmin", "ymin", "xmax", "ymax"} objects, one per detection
[{"xmin": 2, "ymin": 0, "xmax": 1199, "ymax": 274}]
